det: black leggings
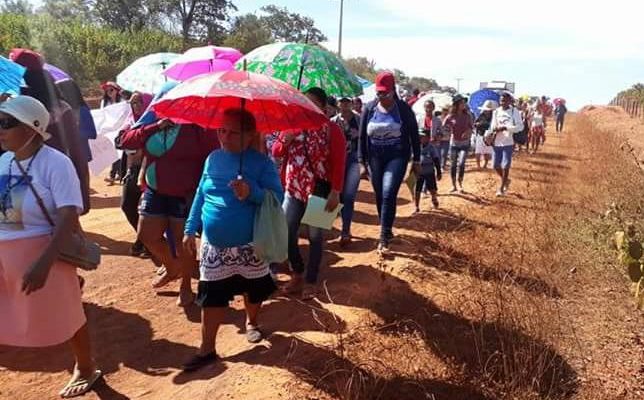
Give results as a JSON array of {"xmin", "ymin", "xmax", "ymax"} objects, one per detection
[{"xmin": 121, "ymin": 165, "xmax": 142, "ymax": 232}]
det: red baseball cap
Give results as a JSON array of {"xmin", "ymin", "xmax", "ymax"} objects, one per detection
[
  {"xmin": 375, "ymin": 71, "xmax": 395, "ymax": 92},
  {"xmin": 9, "ymin": 48, "xmax": 45, "ymax": 71}
]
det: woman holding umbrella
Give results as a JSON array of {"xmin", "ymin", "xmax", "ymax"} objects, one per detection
[
  {"xmin": 181, "ymin": 108, "xmax": 283, "ymax": 370},
  {"xmin": 358, "ymin": 71, "xmax": 421, "ymax": 251}
]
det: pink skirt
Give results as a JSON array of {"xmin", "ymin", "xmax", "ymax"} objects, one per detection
[{"xmin": 0, "ymin": 235, "xmax": 86, "ymax": 347}]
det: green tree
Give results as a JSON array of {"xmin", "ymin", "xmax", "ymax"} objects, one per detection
[
  {"xmin": 0, "ymin": 13, "xmax": 32, "ymax": 54},
  {"xmin": 408, "ymin": 76, "xmax": 439, "ymax": 92},
  {"xmin": 38, "ymin": 0, "xmax": 93, "ymax": 21},
  {"xmin": 259, "ymin": 5, "xmax": 327, "ymax": 44},
  {"xmin": 344, "ymin": 56, "xmax": 377, "ymax": 81},
  {"xmin": 223, "ymin": 14, "xmax": 273, "ymax": 54},
  {"xmin": 161, "ymin": 0, "xmax": 236, "ymax": 45},
  {"xmin": 0, "ymin": 0, "xmax": 32, "ymax": 14},
  {"xmin": 93, "ymin": 0, "xmax": 164, "ymax": 31}
]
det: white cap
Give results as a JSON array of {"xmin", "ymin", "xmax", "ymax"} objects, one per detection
[{"xmin": 0, "ymin": 95, "xmax": 51, "ymax": 140}]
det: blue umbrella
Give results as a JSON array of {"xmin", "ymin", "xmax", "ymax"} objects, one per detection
[
  {"xmin": 0, "ymin": 56, "xmax": 26, "ymax": 95},
  {"xmin": 469, "ymin": 89, "xmax": 500, "ymax": 118}
]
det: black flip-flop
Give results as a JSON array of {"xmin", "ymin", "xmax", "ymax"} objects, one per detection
[{"xmin": 182, "ymin": 352, "xmax": 218, "ymax": 372}]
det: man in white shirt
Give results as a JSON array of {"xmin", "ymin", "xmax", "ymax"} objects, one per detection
[{"xmin": 488, "ymin": 92, "xmax": 524, "ymax": 196}]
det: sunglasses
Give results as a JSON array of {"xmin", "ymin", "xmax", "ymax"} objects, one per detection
[
  {"xmin": 0, "ymin": 117, "xmax": 20, "ymax": 130},
  {"xmin": 376, "ymin": 91, "xmax": 393, "ymax": 99}
]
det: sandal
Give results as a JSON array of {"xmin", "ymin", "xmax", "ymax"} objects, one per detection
[
  {"xmin": 152, "ymin": 271, "xmax": 179, "ymax": 289},
  {"xmin": 245, "ymin": 325, "xmax": 263, "ymax": 343},
  {"xmin": 182, "ymin": 352, "xmax": 218, "ymax": 372},
  {"xmin": 59, "ymin": 369, "xmax": 102, "ymax": 398}
]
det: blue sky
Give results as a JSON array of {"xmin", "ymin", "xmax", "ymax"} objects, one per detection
[
  {"xmin": 236, "ymin": 0, "xmax": 644, "ymax": 110},
  {"xmin": 27, "ymin": 0, "xmax": 644, "ymax": 110}
]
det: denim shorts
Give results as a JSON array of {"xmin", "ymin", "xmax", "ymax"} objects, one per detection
[
  {"xmin": 138, "ymin": 188, "xmax": 189, "ymax": 219},
  {"xmin": 493, "ymin": 145, "xmax": 514, "ymax": 169}
]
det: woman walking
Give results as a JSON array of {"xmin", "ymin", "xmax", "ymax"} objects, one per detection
[
  {"xmin": 100, "ymin": 82, "xmax": 123, "ymax": 108},
  {"xmin": 120, "ymin": 117, "xmax": 220, "ymax": 306},
  {"xmin": 273, "ymin": 87, "xmax": 346, "ymax": 300},
  {"xmin": 332, "ymin": 97, "xmax": 361, "ymax": 248},
  {"xmin": 474, "ymin": 100, "xmax": 497, "ymax": 169},
  {"xmin": 488, "ymin": 92, "xmax": 524, "ymax": 197},
  {"xmin": 11, "ymin": 50, "xmax": 91, "ymax": 214},
  {"xmin": 116, "ymin": 91, "xmax": 153, "ymax": 257},
  {"xmin": 182, "ymin": 109, "xmax": 283, "ymax": 371},
  {"xmin": 529, "ymin": 106, "xmax": 545, "ymax": 154},
  {"xmin": 0, "ymin": 96, "xmax": 101, "ymax": 398},
  {"xmin": 443, "ymin": 95, "xmax": 473, "ymax": 193},
  {"xmin": 358, "ymin": 71, "xmax": 420, "ymax": 251}
]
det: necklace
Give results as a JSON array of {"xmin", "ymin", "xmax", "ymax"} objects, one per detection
[{"xmin": 0, "ymin": 147, "xmax": 42, "ymax": 218}]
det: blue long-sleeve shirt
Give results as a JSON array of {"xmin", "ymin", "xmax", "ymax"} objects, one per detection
[{"xmin": 185, "ymin": 148, "xmax": 284, "ymax": 248}]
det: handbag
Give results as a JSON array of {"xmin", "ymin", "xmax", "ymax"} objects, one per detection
[{"xmin": 14, "ymin": 158, "xmax": 101, "ymax": 271}]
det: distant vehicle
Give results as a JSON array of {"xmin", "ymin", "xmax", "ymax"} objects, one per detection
[{"xmin": 480, "ymin": 80, "xmax": 515, "ymax": 93}]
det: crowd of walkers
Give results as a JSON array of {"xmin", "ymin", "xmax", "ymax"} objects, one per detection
[{"xmin": 0, "ymin": 48, "xmax": 565, "ymax": 397}]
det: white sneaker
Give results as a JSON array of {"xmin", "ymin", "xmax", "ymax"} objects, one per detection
[{"xmin": 496, "ymin": 190, "xmax": 505, "ymax": 197}]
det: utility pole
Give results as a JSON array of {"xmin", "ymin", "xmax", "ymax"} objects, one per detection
[
  {"xmin": 456, "ymin": 78, "xmax": 463, "ymax": 93},
  {"xmin": 338, "ymin": 0, "xmax": 344, "ymax": 57}
]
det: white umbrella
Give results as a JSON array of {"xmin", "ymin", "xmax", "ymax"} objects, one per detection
[{"xmin": 412, "ymin": 92, "xmax": 453, "ymax": 117}]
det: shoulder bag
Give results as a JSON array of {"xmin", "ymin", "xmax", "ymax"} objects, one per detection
[{"xmin": 14, "ymin": 157, "xmax": 101, "ymax": 270}]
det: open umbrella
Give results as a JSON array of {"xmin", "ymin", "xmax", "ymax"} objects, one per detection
[
  {"xmin": 44, "ymin": 63, "xmax": 70, "ymax": 82},
  {"xmin": 153, "ymin": 69, "xmax": 327, "ymax": 133},
  {"xmin": 0, "ymin": 55, "xmax": 25, "ymax": 95},
  {"xmin": 236, "ymin": 42, "xmax": 363, "ymax": 98},
  {"xmin": 153, "ymin": 69, "xmax": 328, "ymax": 176},
  {"xmin": 412, "ymin": 92, "xmax": 453, "ymax": 116},
  {"xmin": 117, "ymin": 52, "xmax": 179, "ymax": 94},
  {"xmin": 468, "ymin": 89, "xmax": 500, "ymax": 118},
  {"xmin": 553, "ymin": 98, "xmax": 566, "ymax": 106},
  {"xmin": 163, "ymin": 45, "xmax": 242, "ymax": 81}
]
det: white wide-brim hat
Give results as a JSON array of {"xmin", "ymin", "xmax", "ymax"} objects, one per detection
[
  {"xmin": 0, "ymin": 95, "xmax": 51, "ymax": 140},
  {"xmin": 478, "ymin": 99, "xmax": 499, "ymax": 111}
]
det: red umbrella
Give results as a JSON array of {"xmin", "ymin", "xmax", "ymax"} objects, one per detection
[{"xmin": 152, "ymin": 69, "xmax": 327, "ymax": 133}]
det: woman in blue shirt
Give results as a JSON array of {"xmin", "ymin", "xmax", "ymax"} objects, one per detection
[
  {"xmin": 358, "ymin": 71, "xmax": 421, "ymax": 251},
  {"xmin": 182, "ymin": 108, "xmax": 284, "ymax": 372}
]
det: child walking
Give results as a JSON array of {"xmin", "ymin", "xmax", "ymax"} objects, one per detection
[{"xmin": 414, "ymin": 131, "xmax": 442, "ymax": 213}]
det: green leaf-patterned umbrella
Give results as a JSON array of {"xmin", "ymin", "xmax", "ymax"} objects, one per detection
[{"xmin": 235, "ymin": 42, "xmax": 363, "ymax": 98}]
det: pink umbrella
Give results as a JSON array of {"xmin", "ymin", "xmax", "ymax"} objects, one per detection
[
  {"xmin": 162, "ymin": 45, "xmax": 243, "ymax": 81},
  {"xmin": 553, "ymin": 97, "xmax": 566, "ymax": 106}
]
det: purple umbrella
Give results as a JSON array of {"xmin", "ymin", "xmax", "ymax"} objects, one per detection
[
  {"xmin": 162, "ymin": 45, "xmax": 243, "ymax": 81},
  {"xmin": 44, "ymin": 63, "xmax": 70, "ymax": 82}
]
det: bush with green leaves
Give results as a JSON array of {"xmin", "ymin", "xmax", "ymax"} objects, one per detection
[{"xmin": 0, "ymin": 13, "xmax": 183, "ymax": 89}]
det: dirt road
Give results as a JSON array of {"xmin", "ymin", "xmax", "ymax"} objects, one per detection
[{"xmin": 1, "ymin": 113, "xmax": 642, "ymax": 400}]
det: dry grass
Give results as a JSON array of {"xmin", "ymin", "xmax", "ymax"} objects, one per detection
[{"xmin": 285, "ymin": 113, "xmax": 643, "ymax": 400}]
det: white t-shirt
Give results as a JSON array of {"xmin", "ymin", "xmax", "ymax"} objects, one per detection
[
  {"xmin": 531, "ymin": 113, "xmax": 544, "ymax": 128},
  {"xmin": 490, "ymin": 106, "xmax": 524, "ymax": 147},
  {"xmin": 0, "ymin": 145, "xmax": 82, "ymax": 241}
]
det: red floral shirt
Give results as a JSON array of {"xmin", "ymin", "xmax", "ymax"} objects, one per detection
[{"xmin": 273, "ymin": 122, "xmax": 347, "ymax": 203}]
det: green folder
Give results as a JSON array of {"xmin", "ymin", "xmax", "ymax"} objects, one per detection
[{"xmin": 301, "ymin": 195, "xmax": 344, "ymax": 230}]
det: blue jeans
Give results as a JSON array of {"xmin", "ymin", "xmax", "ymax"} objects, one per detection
[
  {"xmin": 438, "ymin": 141, "xmax": 450, "ymax": 169},
  {"xmin": 367, "ymin": 147, "xmax": 407, "ymax": 242},
  {"xmin": 283, "ymin": 194, "xmax": 324, "ymax": 284},
  {"xmin": 450, "ymin": 144, "xmax": 470, "ymax": 185},
  {"xmin": 341, "ymin": 152, "xmax": 361, "ymax": 238},
  {"xmin": 493, "ymin": 145, "xmax": 514, "ymax": 169}
]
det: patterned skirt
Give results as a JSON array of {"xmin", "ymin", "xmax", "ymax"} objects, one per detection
[{"xmin": 196, "ymin": 241, "xmax": 276, "ymax": 308}]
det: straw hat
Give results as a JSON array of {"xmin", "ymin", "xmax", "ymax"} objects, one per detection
[{"xmin": 478, "ymin": 100, "xmax": 498, "ymax": 111}]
